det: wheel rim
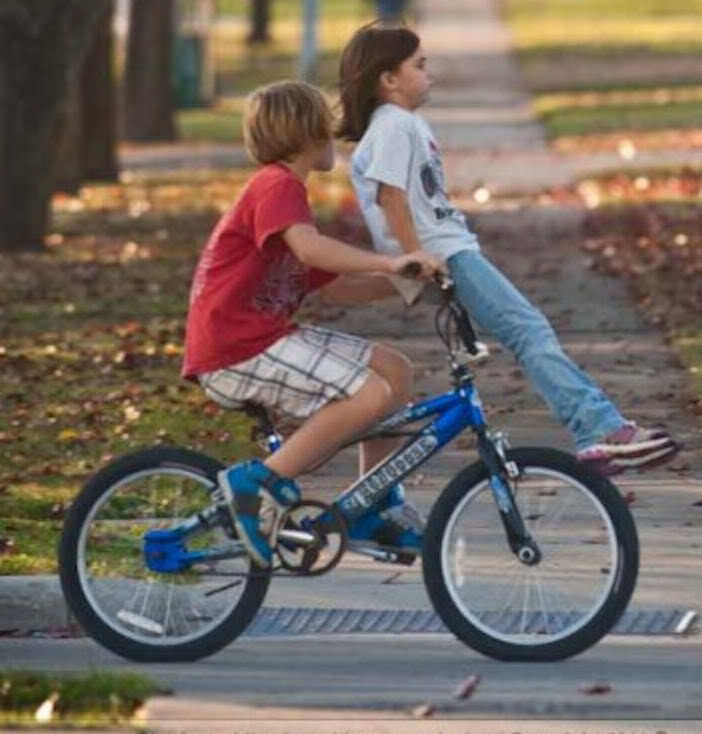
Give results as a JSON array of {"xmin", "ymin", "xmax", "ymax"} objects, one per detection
[
  {"xmin": 76, "ymin": 467, "xmax": 253, "ymax": 647},
  {"xmin": 440, "ymin": 466, "xmax": 620, "ymax": 646}
]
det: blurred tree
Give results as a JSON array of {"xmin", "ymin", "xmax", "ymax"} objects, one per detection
[
  {"xmin": 248, "ymin": 0, "xmax": 271, "ymax": 44},
  {"xmin": 80, "ymin": 2, "xmax": 119, "ymax": 181},
  {"xmin": 123, "ymin": 0, "xmax": 177, "ymax": 141},
  {"xmin": 0, "ymin": 0, "xmax": 110, "ymax": 252},
  {"xmin": 55, "ymin": 0, "xmax": 118, "ymax": 193}
]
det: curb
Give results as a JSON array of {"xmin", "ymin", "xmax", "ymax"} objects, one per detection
[{"xmin": 0, "ymin": 575, "xmax": 71, "ymax": 634}]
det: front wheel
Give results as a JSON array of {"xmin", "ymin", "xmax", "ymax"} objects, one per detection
[
  {"xmin": 423, "ymin": 447, "xmax": 638, "ymax": 662},
  {"xmin": 59, "ymin": 447, "xmax": 270, "ymax": 662}
]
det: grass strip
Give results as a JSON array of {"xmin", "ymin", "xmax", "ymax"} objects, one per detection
[
  {"xmin": 0, "ymin": 670, "xmax": 165, "ymax": 727},
  {"xmin": 504, "ymin": 0, "xmax": 702, "ymax": 51},
  {"xmin": 538, "ymin": 99, "xmax": 702, "ymax": 139}
]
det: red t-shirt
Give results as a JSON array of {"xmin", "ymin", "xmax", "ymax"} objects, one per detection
[{"xmin": 182, "ymin": 163, "xmax": 337, "ymax": 378}]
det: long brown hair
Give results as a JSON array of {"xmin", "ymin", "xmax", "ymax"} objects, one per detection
[{"xmin": 336, "ymin": 23, "xmax": 420, "ymax": 142}]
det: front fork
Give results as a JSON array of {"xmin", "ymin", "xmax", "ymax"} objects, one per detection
[{"xmin": 476, "ymin": 430, "xmax": 541, "ymax": 565}]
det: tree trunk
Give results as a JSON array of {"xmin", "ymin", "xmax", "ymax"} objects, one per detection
[
  {"xmin": 55, "ymin": 1, "xmax": 118, "ymax": 192},
  {"xmin": 80, "ymin": 0, "xmax": 118, "ymax": 181},
  {"xmin": 54, "ymin": 75, "xmax": 82, "ymax": 194},
  {"xmin": 122, "ymin": 0, "xmax": 177, "ymax": 141},
  {"xmin": 0, "ymin": 0, "xmax": 110, "ymax": 252},
  {"xmin": 248, "ymin": 0, "xmax": 271, "ymax": 44}
]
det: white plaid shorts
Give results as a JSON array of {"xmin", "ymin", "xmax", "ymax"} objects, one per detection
[{"xmin": 199, "ymin": 325, "xmax": 373, "ymax": 419}]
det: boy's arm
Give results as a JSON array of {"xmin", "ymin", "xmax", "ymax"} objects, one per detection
[
  {"xmin": 283, "ymin": 222, "xmax": 437, "ymax": 276},
  {"xmin": 317, "ymin": 273, "xmax": 397, "ymax": 305},
  {"xmin": 377, "ymin": 183, "xmax": 423, "ymax": 254}
]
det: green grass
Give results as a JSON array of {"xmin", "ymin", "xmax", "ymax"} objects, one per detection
[
  {"xmin": 539, "ymin": 99, "xmax": 702, "ymax": 139},
  {"xmin": 216, "ymin": 0, "xmax": 368, "ymax": 21},
  {"xmin": 0, "ymin": 173, "xmax": 257, "ymax": 574},
  {"xmin": 505, "ymin": 0, "xmax": 702, "ymax": 52},
  {"xmin": 178, "ymin": 103, "xmax": 243, "ymax": 143},
  {"xmin": 0, "ymin": 670, "xmax": 163, "ymax": 727},
  {"xmin": 673, "ymin": 332, "xmax": 702, "ymax": 401}
]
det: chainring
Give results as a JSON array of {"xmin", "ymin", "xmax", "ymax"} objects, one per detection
[{"xmin": 275, "ymin": 500, "xmax": 347, "ymax": 576}]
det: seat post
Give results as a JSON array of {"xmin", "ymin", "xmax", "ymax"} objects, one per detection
[{"xmin": 243, "ymin": 402, "xmax": 281, "ymax": 451}]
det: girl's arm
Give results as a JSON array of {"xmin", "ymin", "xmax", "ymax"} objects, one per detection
[{"xmin": 377, "ymin": 183, "xmax": 423, "ymax": 253}]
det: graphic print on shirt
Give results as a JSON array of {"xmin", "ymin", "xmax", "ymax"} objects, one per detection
[
  {"xmin": 420, "ymin": 140, "xmax": 460, "ymax": 222},
  {"xmin": 253, "ymin": 251, "xmax": 307, "ymax": 316}
]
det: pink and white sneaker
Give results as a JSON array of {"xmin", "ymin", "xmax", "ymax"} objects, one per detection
[{"xmin": 577, "ymin": 422, "xmax": 680, "ymax": 476}]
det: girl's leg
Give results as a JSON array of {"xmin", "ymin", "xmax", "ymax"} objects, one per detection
[{"xmin": 448, "ymin": 250, "xmax": 624, "ymax": 450}]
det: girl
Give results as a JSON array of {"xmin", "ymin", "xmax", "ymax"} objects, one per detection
[{"xmin": 337, "ymin": 23, "xmax": 679, "ymax": 476}]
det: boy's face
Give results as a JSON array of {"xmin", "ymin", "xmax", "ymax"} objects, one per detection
[
  {"xmin": 383, "ymin": 46, "xmax": 432, "ymax": 110},
  {"xmin": 310, "ymin": 137, "xmax": 335, "ymax": 172}
]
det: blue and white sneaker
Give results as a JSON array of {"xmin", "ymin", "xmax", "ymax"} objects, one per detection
[
  {"xmin": 217, "ymin": 459, "xmax": 300, "ymax": 568},
  {"xmin": 347, "ymin": 484, "xmax": 425, "ymax": 558}
]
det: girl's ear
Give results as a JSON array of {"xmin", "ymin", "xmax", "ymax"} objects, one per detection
[{"xmin": 378, "ymin": 69, "xmax": 396, "ymax": 95}]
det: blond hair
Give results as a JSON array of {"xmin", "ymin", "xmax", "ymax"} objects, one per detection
[{"xmin": 243, "ymin": 80, "xmax": 333, "ymax": 164}]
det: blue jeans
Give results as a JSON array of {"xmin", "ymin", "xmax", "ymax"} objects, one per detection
[{"xmin": 447, "ymin": 250, "xmax": 625, "ymax": 450}]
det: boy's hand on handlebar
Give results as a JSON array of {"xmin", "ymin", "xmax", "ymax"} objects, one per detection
[{"xmin": 393, "ymin": 252, "xmax": 447, "ymax": 280}]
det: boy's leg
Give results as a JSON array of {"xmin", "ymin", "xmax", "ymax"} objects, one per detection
[
  {"xmin": 447, "ymin": 250, "xmax": 678, "ymax": 472},
  {"xmin": 265, "ymin": 370, "xmax": 396, "ymax": 479},
  {"xmin": 358, "ymin": 344, "xmax": 413, "ymax": 472},
  {"xmin": 206, "ymin": 328, "xmax": 399, "ymax": 567},
  {"xmin": 349, "ymin": 345, "xmax": 425, "ymax": 555},
  {"xmin": 267, "ymin": 343, "xmax": 424, "ymax": 554},
  {"xmin": 218, "ymin": 372, "xmax": 398, "ymax": 567}
]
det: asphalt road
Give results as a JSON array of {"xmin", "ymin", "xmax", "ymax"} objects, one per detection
[{"xmin": 1, "ymin": 634, "xmax": 700, "ymax": 733}]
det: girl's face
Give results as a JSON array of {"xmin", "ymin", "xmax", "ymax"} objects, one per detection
[{"xmin": 381, "ymin": 46, "xmax": 432, "ymax": 110}]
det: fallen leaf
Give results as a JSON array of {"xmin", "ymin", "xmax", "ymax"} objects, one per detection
[
  {"xmin": 580, "ymin": 682, "xmax": 612, "ymax": 695},
  {"xmin": 453, "ymin": 673, "xmax": 481, "ymax": 700},
  {"xmin": 57, "ymin": 428, "xmax": 80, "ymax": 443},
  {"xmin": 411, "ymin": 702, "xmax": 436, "ymax": 718}
]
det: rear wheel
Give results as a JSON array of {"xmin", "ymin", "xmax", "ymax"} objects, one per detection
[
  {"xmin": 423, "ymin": 447, "xmax": 638, "ymax": 661},
  {"xmin": 59, "ymin": 447, "xmax": 270, "ymax": 662}
]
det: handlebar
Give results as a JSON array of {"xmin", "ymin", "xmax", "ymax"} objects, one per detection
[{"xmin": 397, "ymin": 262, "xmax": 489, "ymax": 363}]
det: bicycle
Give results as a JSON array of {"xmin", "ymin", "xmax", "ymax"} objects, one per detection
[{"xmin": 58, "ymin": 272, "xmax": 639, "ymax": 664}]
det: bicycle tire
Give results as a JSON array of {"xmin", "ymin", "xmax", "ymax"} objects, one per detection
[
  {"xmin": 423, "ymin": 447, "xmax": 638, "ymax": 662},
  {"xmin": 59, "ymin": 446, "xmax": 270, "ymax": 662}
]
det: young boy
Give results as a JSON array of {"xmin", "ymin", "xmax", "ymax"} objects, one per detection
[
  {"xmin": 338, "ymin": 24, "xmax": 679, "ymax": 476},
  {"xmin": 182, "ymin": 80, "xmax": 442, "ymax": 568}
]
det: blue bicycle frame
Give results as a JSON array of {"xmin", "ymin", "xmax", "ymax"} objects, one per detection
[{"xmin": 329, "ymin": 386, "xmax": 486, "ymax": 522}]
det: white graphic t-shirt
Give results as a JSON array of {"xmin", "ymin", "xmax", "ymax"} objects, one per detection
[{"xmin": 351, "ymin": 103, "xmax": 479, "ymax": 263}]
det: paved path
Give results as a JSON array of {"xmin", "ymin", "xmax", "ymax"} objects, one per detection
[{"xmin": 417, "ymin": 0, "xmax": 545, "ymax": 151}]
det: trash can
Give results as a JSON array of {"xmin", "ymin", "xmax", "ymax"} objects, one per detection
[
  {"xmin": 376, "ymin": 0, "xmax": 408, "ymax": 20},
  {"xmin": 173, "ymin": 33, "xmax": 203, "ymax": 108}
]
